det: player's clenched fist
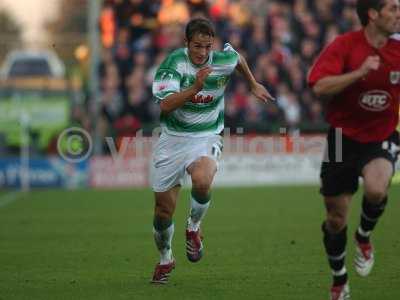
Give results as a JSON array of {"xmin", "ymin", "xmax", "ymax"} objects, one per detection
[
  {"xmin": 358, "ymin": 55, "xmax": 380, "ymax": 77},
  {"xmin": 193, "ymin": 66, "xmax": 212, "ymax": 91}
]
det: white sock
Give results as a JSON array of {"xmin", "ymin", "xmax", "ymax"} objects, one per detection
[
  {"xmin": 187, "ymin": 196, "xmax": 210, "ymax": 232},
  {"xmin": 153, "ymin": 223, "xmax": 174, "ymax": 265}
]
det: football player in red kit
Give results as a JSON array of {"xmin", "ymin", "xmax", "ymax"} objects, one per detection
[{"xmin": 308, "ymin": 0, "xmax": 400, "ymax": 299}]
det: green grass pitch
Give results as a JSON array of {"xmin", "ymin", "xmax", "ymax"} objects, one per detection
[{"xmin": 0, "ymin": 186, "xmax": 399, "ymax": 300}]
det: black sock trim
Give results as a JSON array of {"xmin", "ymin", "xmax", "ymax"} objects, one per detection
[
  {"xmin": 153, "ymin": 217, "xmax": 172, "ymax": 231},
  {"xmin": 322, "ymin": 222, "xmax": 347, "ymax": 281},
  {"xmin": 191, "ymin": 190, "xmax": 211, "ymax": 204},
  {"xmin": 360, "ymin": 195, "xmax": 387, "ymax": 232}
]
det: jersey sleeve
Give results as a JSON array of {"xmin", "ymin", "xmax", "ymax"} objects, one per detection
[
  {"xmin": 212, "ymin": 43, "xmax": 240, "ymax": 74},
  {"xmin": 152, "ymin": 56, "xmax": 182, "ymax": 103},
  {"xmin": 391, "ymin": 33, "xmax": 400, "ymax": 41},
  {"xmin": 307, "ymin": 36, "xmax": 347, "ymax": 87}
]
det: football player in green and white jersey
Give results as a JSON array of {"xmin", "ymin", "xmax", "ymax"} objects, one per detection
[{"xmin": 150, "ymin": 18, "xmax": 274, "ymax": 284}]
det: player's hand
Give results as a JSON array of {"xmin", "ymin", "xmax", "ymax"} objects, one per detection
[
  {"xmin": 250, "ymin": 82, "xmax": 275, "ymax": 103},
  {"xmin": 193, "ymin": 66, "xmax": 212, "ymax": 92},
  {"xmin": 358, "ymin": 55, "xmax": 380, "ymax": 77}
]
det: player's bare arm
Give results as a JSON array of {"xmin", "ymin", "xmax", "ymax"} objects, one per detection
[
  {"xmin": 235, "ymin": 54, "xmax": 275, "ymax": 102},
  {"xmin": 159, "ymin": 66, "xmax": 212, "ymax": 114},
  {"xmin": 312, "ymin": 55, "xmax": 380, "ymax": 97}
]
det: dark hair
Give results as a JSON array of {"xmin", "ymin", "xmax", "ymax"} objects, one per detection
[
  {"xmin": 185, "ymin": 18, "xmax": 215, "ymax": 42},
  {"xmin": 356, "ymin": 0, "xmax": 387, "ymax": 26}
]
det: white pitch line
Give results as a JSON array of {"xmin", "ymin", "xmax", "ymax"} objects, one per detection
[{"xmin": 0, "ymin": 192, "xmax": 21, "ymax": 208}]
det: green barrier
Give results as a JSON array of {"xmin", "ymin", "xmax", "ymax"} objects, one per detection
[{"xmin": 0, "ymin": 95, "xmax": 70, "ymax": 150}]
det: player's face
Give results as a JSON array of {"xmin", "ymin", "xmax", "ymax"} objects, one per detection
[
  {"xmin": 376, "ymin": 0, "xmax": 400, "ymax": 35},
  {"xmin": 187, "ymin": 33, "xmax": 214, "ymax": 65}
]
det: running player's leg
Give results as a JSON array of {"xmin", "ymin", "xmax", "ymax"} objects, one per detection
[
  {"xmin": 323, "ymin": 194, "xmax": 352, "ymax": 298},
  {"xmin": 151, "ymin": 186, "xmax": 180, "ymax": 283},
  {"xmin": 154, "ymin": 186, "xmax": 180, "ymax": 264},
  {"xmin": 354, "ymin": 158, "xmax": 392, "ymax": 276},
  {"xmin": 360, "ymin": 158, "xmax": 392, "ymax": 239},
  {"xmin": 185, "ymin": 156, "xmax": 217, "ymax": 262},
  {"xmin": 150, "ymin": 133, "xmax": 187, "ymax": 283},
  {"xmin": 320, "ymin": 127, "xmax": 355, "ymax": 299}
]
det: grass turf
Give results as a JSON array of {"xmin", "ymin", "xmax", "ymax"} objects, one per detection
[{"xmin": 0, "ymin": 186, "xmax": 399, "ymax": 300}]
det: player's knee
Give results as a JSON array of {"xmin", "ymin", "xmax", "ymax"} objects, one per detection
[
  {"xmin": 191, "ymin": 174, "xmax": 212, "ymax": 195},
  {"xmin": 155, "ymin": 202, "xmax": 174, "ymax": 219},
  {"xmin": 326, "ymin": 213, "xmax": 346, "ymax": 233},
  {"xmin": 364, "ymin": 185, "xmax": 387, "ymax": 203}
]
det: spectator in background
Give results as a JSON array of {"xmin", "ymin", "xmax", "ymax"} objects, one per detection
[
  {"xmin": 158, "ymin": 0, "xmax": 190, "ymax": 25},
  {"xmin": 124, "ymin": 66, "xmax": 154, "ymax": 124},
  {"xmin": 276, "ymin": 83, "xmax": 301, "ymax": 130},
  {"xmin": 300, "ymin": 38, "xmax": 318, "ymax": 66},
  {"xmin": 230, "ymin": 81, "xmax": 251, "ymax": 123},
  {"xmin": 186, "ymin": 0, "xmax": 210, "ymax": 16},
  {"xmin": 98, "ymin": 64, "xmax": 124, "ymax": 145},
  {"xmin": 245, "ymin": 17, "xmax": 268, "ymax": 67},
  {"xmin": 113, "ymin": 27, "xmax": 133, "ymax": 79}
]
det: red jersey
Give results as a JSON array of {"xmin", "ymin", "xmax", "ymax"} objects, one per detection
[{"xmin": 308, "ymin": 30, "xmax": 400, "ymax": 142}]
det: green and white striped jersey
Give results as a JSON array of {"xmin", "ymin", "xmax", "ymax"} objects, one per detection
[{"xmin": 152, "ymin": 43, "xmax": 239, "ymax": 137}]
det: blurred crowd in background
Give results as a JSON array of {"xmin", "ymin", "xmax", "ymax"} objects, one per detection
[{"xmin": 97, "ymin": 0, "xmax": 361, "ymax": 141}]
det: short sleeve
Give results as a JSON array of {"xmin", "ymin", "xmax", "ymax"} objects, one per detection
[
  {"xmin": 308, "ymin": 36, "xmax": 347, "ymax": 87},
  {"xmin": 391, "ymin": 33, "xmax": 400, "ymax": 41},
  {"xmin": 152, "ymin": 67, "xmax": 182, "ymax": 103},
  {"xmin": 211, "ymin": 43, "xmax": 240, "ymax": 74}
]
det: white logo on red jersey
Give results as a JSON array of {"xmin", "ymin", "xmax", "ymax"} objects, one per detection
[
  {"xmin": 390, "ymin": 71, "xmax": 400, "ymax": 85},
  {"xmin": 359, "ymin": 90, "xmax": 391, "ymax": 112}
]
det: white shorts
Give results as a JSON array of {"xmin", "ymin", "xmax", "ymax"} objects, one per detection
[{"xmin": 151, "ymin": 133, "xmax": 223, "ymax": 192}]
